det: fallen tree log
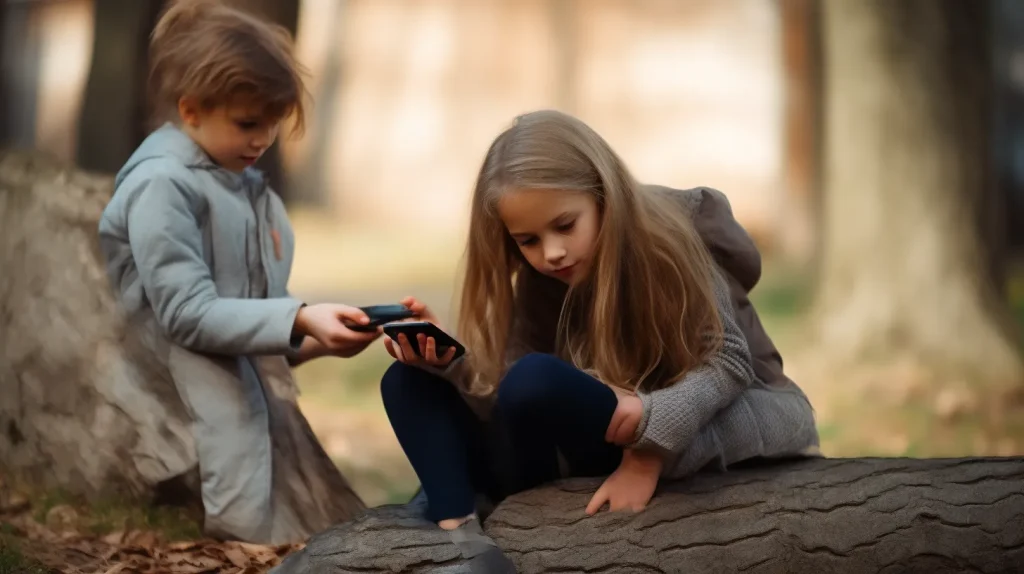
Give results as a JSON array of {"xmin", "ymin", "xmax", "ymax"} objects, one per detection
[
  {"xmin": 273, "ymin": 456, "xmax": 1024, "ymax": 574},
  {"xmin": 0, "ymin": 149, "xmax": 365, "ymax": 543}
]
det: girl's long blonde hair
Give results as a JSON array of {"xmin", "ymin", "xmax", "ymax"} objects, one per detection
[{"xmin": 456, "ymin": 110, "xmax": 723, "ymax": 396}]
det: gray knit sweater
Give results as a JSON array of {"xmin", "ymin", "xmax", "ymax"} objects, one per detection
[
  {"xmin": 427, "ymin": 265, "xmax": 819, "ymax": 479},
  {"xmin": 629, "ymin": 266, "xmax": 819, "ymax": 478}
]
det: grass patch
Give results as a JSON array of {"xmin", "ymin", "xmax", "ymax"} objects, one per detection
[
  {"xmin": 15, "ymin": 484, "xmax": 200, "ymax": 542},
  {"xmin": 0, "ymin": 534, "xmax": 49, "ymax": 574},
  {"xmin": 85, "ymin": 499, "xmax": 201, "ymax": 541}
]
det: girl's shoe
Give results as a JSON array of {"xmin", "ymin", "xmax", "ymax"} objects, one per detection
[{"xmin": 447, "ymin": 516, "xmax": 517, "ymax": 573}]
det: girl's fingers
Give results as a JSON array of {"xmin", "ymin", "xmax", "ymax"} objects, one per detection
[
  {"xmin": 401, "ymin": 296, "xmax": 428, "ymax": 314},
  {"xmin": 398, "ymin": 334, "xmax": 419, "ymax": 363},
  {"xmin": 426, "ymin": 338, "xmax": 457, "ymax": 366},
  {"xmin": 441, "ymin": 345, "xmax": 457, "ymax": 363},
  {"xmin": 416, "ymin": 334, "xmax": 429, "ymax": 359},
  {"xmin": 424, "ymin": 336, "xmax": 438, "ymax": 362},
  {"xmin": 385, "ymin": 336, "xmax": 409, "ymax": 363},
  {"xmin": 383, "ymin": 337, "xmax": 398, "ymax": 359},
  {"xmin": 585, "ymin": 485, "xmax": 608, "ymax": 515}
]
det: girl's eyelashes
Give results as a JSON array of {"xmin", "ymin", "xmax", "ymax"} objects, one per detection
[
  {"xmin": 235, "ymin": 120, "xmax": 258, "ymax": 130},
  {"xmin": 514, "ymin": 221, "xmax": 574, "ymax": 246}
]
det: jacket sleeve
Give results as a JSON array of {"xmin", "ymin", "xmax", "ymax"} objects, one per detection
[
  {"xmin": 630, "ymin": 266, "xmax": 756, "ymax": 456},
  {"xmin": 126, "ymin": 173, "xmax": 305, "ymax": 355}
]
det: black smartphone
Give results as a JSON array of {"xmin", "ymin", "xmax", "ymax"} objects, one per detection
[
  {"xmin": 347, "ymin": 304, "xmax": 417, "ymax": 332},
  {"xmin": 382, "ymin": 321, "xmax": 466, "ymax": 361}
]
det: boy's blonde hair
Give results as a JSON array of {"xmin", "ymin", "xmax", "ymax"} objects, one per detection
[
  {"xmin": 148, "ymin": 0, "xmax": 308, "ymax": 133},
  {"xmin": 456, "ymin": 110, "xmax": 724, "ymax": 396}
]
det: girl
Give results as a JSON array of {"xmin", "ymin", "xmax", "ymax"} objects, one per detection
[
  {"xmin": 381, "ymin": 110, "xmax": 820, "ymax": 570},
  {"xmin": 98, "ymin": 0, "xmax": 379, "ymax": 543}
]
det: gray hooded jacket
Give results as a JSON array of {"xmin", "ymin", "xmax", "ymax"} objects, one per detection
[{"xmin": 98, "ymin": 123, "xmax": 306, "ymax": 543}]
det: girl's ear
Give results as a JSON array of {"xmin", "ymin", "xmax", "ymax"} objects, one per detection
[{"xmin": 177, "ymin": 96, "xmax": 202, "ymax": 127}]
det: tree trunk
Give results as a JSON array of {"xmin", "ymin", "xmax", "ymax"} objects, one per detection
[
  {"xmin": 778, "ymin": 0, "xmax": 822, "ymax": 267},
  {"xmin": 287, "ymin": 0, "xmax": 345, "ymax": 209},
  {"xmin": 992, "ymin": 0, "xmax": 1024, "ymax": 257},
  {"xmin": 813, "ymin": 0, "xmax": 1023, "ymax": 392},
  {"xmin": 75, "ymin": 0, "xmax": 164, "ymax": 174},
  {"xmin": 273, "ymin": 456, "xmax": 1024, "ymax": 574},
  {"xmin": 1, "ymin": 1, "xmax": 41, "ymax": 151},
  {"xmin": 0, "ymin": 149, "xmax": 364, "ymax": 542},
  {"xmin": 0, "ymin": 0, "xmax": 7, "ymax": 144}
]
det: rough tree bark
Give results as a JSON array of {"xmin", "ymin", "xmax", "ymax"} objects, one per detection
[
  {"xmin": 0, "ymin": 149, "xmax": 365, "ymax": 541},
  {"xmin": 274, "ymin": 457, "xmax": 1024, "ymax": 574},
  {"xmin": 813, "ymin": 0, "xmax": 1023, "ymax": 392}
]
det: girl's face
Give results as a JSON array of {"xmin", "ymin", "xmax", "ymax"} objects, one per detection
[
  {"xmin": 498, "ymin": 188, "xmax": 601, "ymax": 285},
  {"xmin": 178, "ymin": 97, "xmax": 281, "ymax": 173}
]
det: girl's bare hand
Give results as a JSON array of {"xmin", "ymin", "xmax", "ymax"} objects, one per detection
[
  {"xmin": 585, "ymin": 449, "xmax": 662, "ymax": 515},
  {"xmin": 384, "ymin": 296, "xmax": 457, "ymax": 368},
  {"xmin": 384, "ymin": 332, "xmax": 457, "ymax": 367}
]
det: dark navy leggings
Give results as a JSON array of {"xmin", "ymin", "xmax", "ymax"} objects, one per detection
[{"xmin": 380, "ymin": 353, "xmax": 623, "ymax": 522}]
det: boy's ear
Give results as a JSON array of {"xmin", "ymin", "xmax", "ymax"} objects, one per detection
[{"xmin": 177, "ymin": 96, "xmax": 202, "ymax": 127}]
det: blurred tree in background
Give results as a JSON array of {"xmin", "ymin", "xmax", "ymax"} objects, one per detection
[
  {"xmin": 76, "ymin": 0, "xmax": 164, "ymax": 174},
  {"xmin": 814, "ymin": 0, "xmax": 1023, "ymax": 398}
]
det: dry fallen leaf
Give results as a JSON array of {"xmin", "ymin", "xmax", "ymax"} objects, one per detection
[
  {"xmin": 130, "ymin": 529, "xmax": 160, "ymax": 551},
  {"xmin": 101, "ymin": 530, "xmax": 125, "ymax": 545},
  {"xmin": 102, "ymin": 564, "xmax": 127, "ymax": 574},
  {"xmin": 166, "ymin": 540, "xmax": 201, "ymax": 551},
  {"xmin": 222, "ymin": 545, "xmax": 250, "ymax": 568},
  {"xmin": 237, "ymin": 542, "xmax": 278, "ymax": 565},
  {"xmin": 164, "ymin": 551, "xmax": 196, "ymax": 563}
]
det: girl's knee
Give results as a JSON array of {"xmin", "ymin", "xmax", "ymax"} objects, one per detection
[
  {"xmin": 496, "ymin": 353, "xmax": 568, "ymax": 413},
  {"xmin": 380, "ymin": 361, "xmax": 429, "ymax": 406}
]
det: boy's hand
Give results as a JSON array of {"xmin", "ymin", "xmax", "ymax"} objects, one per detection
[
  {"xmin": 294, "ymin": 304, "xmax": 380, "ymax": 358},
  {"xmin": 585, "ymin": 449, "xmax": 662, "ymax": 515}
]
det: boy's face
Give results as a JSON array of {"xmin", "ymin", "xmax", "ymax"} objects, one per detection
[
  {"xmin": 499, "ymin": 188, "xmax": 601, "ymax": 286},
  {"xmin": 178, "ymin": 97, "xmax": 282, "ymax": 173}
]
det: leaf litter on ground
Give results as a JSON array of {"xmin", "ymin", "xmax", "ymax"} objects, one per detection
[{"xmin": 1, "ymin": 478, "xmax": 302, "ymax": 574}]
